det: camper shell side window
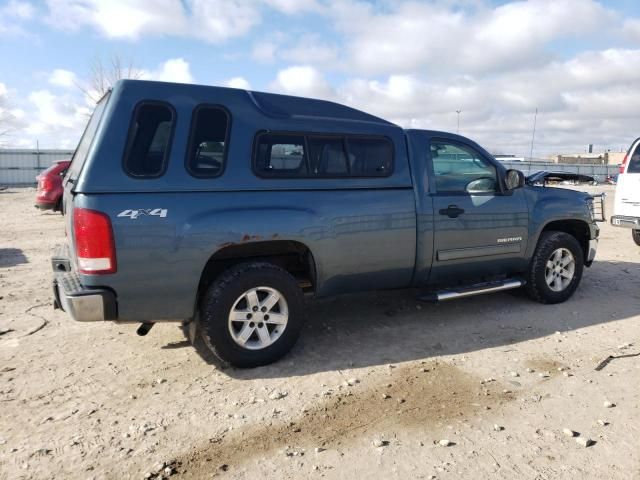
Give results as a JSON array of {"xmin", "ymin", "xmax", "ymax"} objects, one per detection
[
  {"xmin": 185, "ymin": 105, "xmax": 231, "ymax": 178},
  {"xmin": 252, "ymin": 132, "xmax": 394, "ymax": 179}
]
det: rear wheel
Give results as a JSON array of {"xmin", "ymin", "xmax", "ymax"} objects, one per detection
[
  {"xmin": 195, "ymin": 262, "xmax": 305, "ymax": 368},
  {"xmin": 633, "ymin": 229, "xmax": 640, "ymax": 246},
  {"xmin": 525, "ymin": 231, "xmax": 584, "ymax": 304}
]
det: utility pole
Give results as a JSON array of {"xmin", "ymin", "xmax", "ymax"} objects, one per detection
[
  {"xmin": 456, "ymin": 109, "xmax": 462, "ymax": 134},
  {"xmin": 529, "ymin": 107, "xmax": 538, "ymax": 162}
]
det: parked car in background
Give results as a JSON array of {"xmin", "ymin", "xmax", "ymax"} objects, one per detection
[
  {"xmin": 35, "ymin": 160, "xmax": 70, "ymax": 212},
  {"xmin": 52, "ymin": 80, "xmax": 602, "ymax": 368},
  {"xmin": 611, "ymin": 137, "xmax": 640, "ymax": 245}
]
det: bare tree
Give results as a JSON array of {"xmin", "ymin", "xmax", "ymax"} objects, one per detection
[
  {"xmin": 78, "ymin": 54, "xmax": 143, "ymax": 104},
  {"xmin": 0, "ymin": 95, "xmax": 15, "ymax": 146}
]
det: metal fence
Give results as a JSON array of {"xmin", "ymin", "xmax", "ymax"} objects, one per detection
[
  {"xmin": 0, "ymin": 149, "xmax": 621, "ymax": 187},
  {"xmin": 0, "ymin": 149, "xmax": 74, "ymax": 186},
  {"xmin": 499, "ymin": 160, "xmax": 619, "ymax": 181}
]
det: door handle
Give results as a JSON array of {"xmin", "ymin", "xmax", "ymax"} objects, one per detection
[{"xmin": 439, "ymin": 204, "xmax": 465, "ymax": 218}]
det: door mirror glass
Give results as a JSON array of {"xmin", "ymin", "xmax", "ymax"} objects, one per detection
[
  {"xmin": 505, "ymin": 169, "xmax": 525, "ymax": 190},
  {"xmin": 466, "ymin": 177, "xmax": 497, "ymax": 193}
]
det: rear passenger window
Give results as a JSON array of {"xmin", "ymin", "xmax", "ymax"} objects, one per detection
[
  {"xmin": 186, "ymin": 106, "xmax": 230, "ymax": 177},
  {"xmin": 255, "ymin": 134, "xmax": 308, "ymax": 176},
  {"xmin": 346, "ymin": 137, "xmax": 393, "ymax": 176},
  {"xmin": 123, "ymin": 103, "xmax": 174, "ymax": 177}
]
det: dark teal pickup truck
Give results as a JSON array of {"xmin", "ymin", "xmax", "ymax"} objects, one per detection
[{"xmin": 52, "ymin": 80, "xmax": 600, "ymax": 367}]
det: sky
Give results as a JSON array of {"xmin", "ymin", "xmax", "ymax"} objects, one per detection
[{"xmin": 1, "ymin": 0, "xmax": 640, "ymax": 158}]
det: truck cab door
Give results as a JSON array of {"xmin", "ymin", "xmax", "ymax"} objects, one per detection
[{"xmin": 427, "ymin": 138, "xmax": 529, "ymax": 286}]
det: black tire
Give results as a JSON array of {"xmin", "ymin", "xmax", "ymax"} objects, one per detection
[
  {"xmin": 633, "ymin": 229, "xmax": 640, "ymax": 246},
  {"xmin": 525, "ymin": 231, "xmax": 584, "ymax": 304},
  {"xmin": 195, "ymin": 262, "xmax": 305, "ymax": 368}
]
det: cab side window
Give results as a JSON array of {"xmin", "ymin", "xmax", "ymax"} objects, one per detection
[
  {"xmin": 124, "ymin": 103, "xmax": 174, "ymax": 177},
  {"xmin": 431, "ymin": 141, "xmax": 497, "ymax": 194}
]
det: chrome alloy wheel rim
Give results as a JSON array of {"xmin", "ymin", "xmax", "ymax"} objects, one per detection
[
  {"xmin": 545, "ymin": 248, "xmax": 575, "ymax": 292},
  {"xmin": 228, "ymin": 286, "xmax": 288, "ymax": 350}
]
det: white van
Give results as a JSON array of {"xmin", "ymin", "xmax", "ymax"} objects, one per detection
[{"xmin": 611, "ymin": 137, "xmax": 640, "ymax": 245}]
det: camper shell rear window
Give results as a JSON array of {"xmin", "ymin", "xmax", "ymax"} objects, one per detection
[{"xmin": 66, "ymin": 92, "xmax": 110, "ymax": 182}]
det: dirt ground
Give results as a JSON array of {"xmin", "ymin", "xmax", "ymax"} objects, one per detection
[{"xmin": 0, "ymin": 186, "xmax": 639, "ymax": 480}]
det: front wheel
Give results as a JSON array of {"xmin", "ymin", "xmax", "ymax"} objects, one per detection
[
  {"xmin": 633, "ymin": 229, "xmax": 640, "ymax": 246},
  {"xmin": 525, "ymin": 231, "xmax": 584, "ymax": 304},
  {"xmin": 195, "ymin": 262, "xmax": 305, "ymax": 368}
]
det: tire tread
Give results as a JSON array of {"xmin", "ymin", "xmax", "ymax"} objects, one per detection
[
  {"xmin": 195, "ymin": 262, "xmax": 304, "ymax": 368},
  {"xmin": 525, "ymin": 231, "xmax": 584, "ymax": 304}
]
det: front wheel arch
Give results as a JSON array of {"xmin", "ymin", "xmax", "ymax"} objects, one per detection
[{"xmin": 535, "ymin": 219, "xmax": 591, "ymax": 263}]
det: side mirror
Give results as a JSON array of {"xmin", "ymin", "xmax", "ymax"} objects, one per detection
[{"xmin": 505, "ymin": 169, "xmax": 525, "ymax": 190}]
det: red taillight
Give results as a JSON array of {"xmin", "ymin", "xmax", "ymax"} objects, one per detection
[
  {"xmin": 41, "ymin": 177, "xmax": 53, "ymax": 191},
  {"xmin": 73, "ymin": 208, "xmax": 117, "ymax": 274},
  {"xmin": 619, "ymin": 154, "xmax": 628, "ymax": 174}
]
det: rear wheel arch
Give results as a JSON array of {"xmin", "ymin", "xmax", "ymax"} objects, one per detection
[{"xmin": 195, "ymin": 240, "xmax": 316, "ymax": 310}]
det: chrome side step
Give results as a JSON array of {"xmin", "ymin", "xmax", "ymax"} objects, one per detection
[{"xmin": 419, "ymin": 279, "xmax": 523, "ymax": 303}]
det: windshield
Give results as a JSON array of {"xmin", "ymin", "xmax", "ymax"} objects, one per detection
[{"xmin": 65, "ymin": 92, "xmax": 110, "ymax": 182}]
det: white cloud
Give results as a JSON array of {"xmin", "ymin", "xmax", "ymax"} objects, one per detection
[
  {"xmin": 138, "ymin": 58, "xmax": 194, "ymax": 84},
  {"xmin": 331, "ymin": 45, "xmax": 640, "ymax": 156},
  {"xmin": 190, "ymin": 0, "xmax": 261, "ymax": 43},
  {"xmin": 622, "ymin": 18, "xmax": 640, "ymax": 41},
  {"xmin": 263, "ymin": 0, "xmax": 320, "ymax": 15},
  {"xmin": 252, "ymin": 41, "xmax": 279, "ymax": 63},
  {"xmin": 269, "ymin": 65, "xmax": 334, "ymax": 99},
  {"xmin": 0, "ymin": 0, "xmax": 36, "ymax": 36},
  {"xmin": 224, "ymin": 77, "xmax": 251, "ymax": 89},
  {"xmin": 49, "ymin": 69, "xmax": 77, "ymax": 88},
  {"xmin": 45, "ymin": 0, "xmax": 184, "ymax": 39},
  {"xmin": 337, "ymin": 0, "xmax": 615, "ymax": 75},
  {"xmin": 4, "ymin": 0, "xmax": 35, "ymax": 19},
  {"xmin": 149, "ymin": 58, "xmax": 194, "ymax": 84},
  {"xmin": 45, "ymin": 0, "xmax": 261, "ymax": 42},
  {"xmin": 281, "ymin": 35, "xmax": 337, "ymax": 65},
  {"xmin": 19, "ymin": 89, "xmax": 91, "ymax": 148}
]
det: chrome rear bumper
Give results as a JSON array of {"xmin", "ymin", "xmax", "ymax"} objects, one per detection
[{"xmin": 53, "ymin": 270, "xmax": 117, "ymax": 322}]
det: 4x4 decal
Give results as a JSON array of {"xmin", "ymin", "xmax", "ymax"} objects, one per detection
[{"xmin": 117, "ymin": 208, "xmax": 168, "ymax": 219}]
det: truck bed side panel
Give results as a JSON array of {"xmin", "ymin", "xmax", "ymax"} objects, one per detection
[{"xmin": 77, "ymin": 189, "xmax": 416, "ymax": 321}]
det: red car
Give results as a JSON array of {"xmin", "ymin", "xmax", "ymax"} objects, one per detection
[{"xmin": 35, "ymin": 160, "xmax": 71, "ymax": 212}]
